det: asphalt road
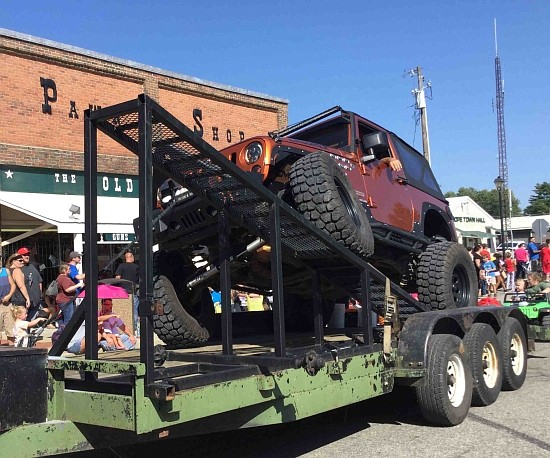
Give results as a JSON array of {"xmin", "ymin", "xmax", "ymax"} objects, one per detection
[{"xmin": 79, "ymin": 340, "xmax": 550, "ymax": 458}]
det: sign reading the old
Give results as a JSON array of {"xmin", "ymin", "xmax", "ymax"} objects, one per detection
[
  {"xmin": 1, "ymin": 165, "xmax": 138, "ymax": 198},
  {"xmin": 40, "ymin": 77, "xmax": 246, "ymax": 143}
]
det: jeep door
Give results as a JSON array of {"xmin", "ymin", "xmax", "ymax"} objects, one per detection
[{"xmin": 357, "ymin": 123, "xmax": 414, "ymax": 231}]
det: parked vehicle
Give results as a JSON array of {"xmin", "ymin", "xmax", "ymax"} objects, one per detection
[
  {"xmin": 153, "ymin": 106, "xmax": 477, "ymax": 347},
  {"xmin": 496, "ymin": 241, "xmax": 526, "ymax": 252},
  {"xmin": 0, "ymin": 95, "xmax": 529, "ymax": 457},
  {"xmin": 503, "ymin": 291, "xmax": 550, "ymax": 341}
]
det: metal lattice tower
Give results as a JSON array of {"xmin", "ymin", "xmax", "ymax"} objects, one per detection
[{"xmin": 494, "ymin": 20, "xmax": 511, "ymax": 241}]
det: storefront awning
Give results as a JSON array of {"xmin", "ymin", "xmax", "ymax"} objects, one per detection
[
  {"xmin": 0, "ymin": 191, "xmax": 137, "ymax": 234},
  {"xmin": 459, "ymin": 230, "xmax": 498, "ymax": 238}
]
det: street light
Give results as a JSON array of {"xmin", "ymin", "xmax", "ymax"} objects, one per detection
[{"xmin": 494, "ymin": 176, "xmax": 506, "ymax": 259}]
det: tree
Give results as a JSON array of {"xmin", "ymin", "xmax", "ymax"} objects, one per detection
[
  {"xmin": 524, "ymin": 182, "xmax": 550, "ymax": 215},
  {"xmin": 444, "ymin": 187, "xmax": 522, "ymax": 218}
]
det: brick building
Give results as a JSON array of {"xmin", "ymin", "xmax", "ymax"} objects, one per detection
[{"xmin": 0, "ymin": 28, "xmax": 288, "ymax": 281}]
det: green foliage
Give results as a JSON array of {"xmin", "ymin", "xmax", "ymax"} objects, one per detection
[
  {"xmin": 444, "ymin": 187, "xmax": 522, "ymax": 217},
  {"xmin": 524, "ymin": 182, "xmax": 550, "ymax": 215}
]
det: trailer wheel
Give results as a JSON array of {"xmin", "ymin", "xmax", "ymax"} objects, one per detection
[
  {"xmin": 152, "ymin": 250, "xmax": 216, "ymax": 348},
  {"xmin": 289, "ymin": 152, "xmax": 374, "ymax": 259},
  {"xmin": 463, "ymin": 323, "xmax": 502, "ymax": 406},
  {"xmin": 417, "ymin": 241, "xmax": 478, "ymax": 310},
  {"xmin": 416, "ymin": 334, "xmax": 472, "ymax": 426},
  {"xmin": 498, "ymin": 317, "xmax": 527, "ymax": 391}
]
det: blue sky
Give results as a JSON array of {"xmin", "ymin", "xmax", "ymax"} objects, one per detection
[{"xmin": 2, "ymin": 0, "xmax": 549, "ymax": 209}]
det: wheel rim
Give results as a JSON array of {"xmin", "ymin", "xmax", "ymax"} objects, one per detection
[
  {"xmin": 447, "ymin": 354, "xmax": 467, "ymax": 407},
  {"xmin": 482, "ymin": 341, "xmax": 499, "ymax": 388},
  {"xmin": 509, "ymin": 332, "xmax": 525, "ymax": 376},
  {"xmin": 451, "ymin": 264, "xmax": 470, "ymax": 307},
  {"xmin": 335, "ymin": 178, "xmax": 362, "ymax": 229}
]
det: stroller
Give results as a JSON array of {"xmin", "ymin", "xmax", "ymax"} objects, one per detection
[{"xmin": 16, "ymin": 309, "xmax": 62, "ymax": 348}]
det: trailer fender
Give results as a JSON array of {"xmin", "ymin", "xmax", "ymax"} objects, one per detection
[{"xmin": 395, "ymin": 306, "xmax": 528, "ymax": 378}]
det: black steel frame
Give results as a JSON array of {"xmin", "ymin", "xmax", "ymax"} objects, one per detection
[{"xmin": 50, "ymin": 94, "xmax": 426, "ymax": 398}]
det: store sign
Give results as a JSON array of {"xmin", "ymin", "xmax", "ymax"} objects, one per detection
[
  {"xmin": 0, "ymin": 165, "xmax": 138, "ymax": 198},
  {"xmin": 454, "ymin": 216, "xmax": 485, "ymax": 223},
  {"xmin": 40, "ymin": 77, "xmax": 246, "ymax": 144},
  {"xmin": 103, "ymin": 233, "xmax": 135, "ymax": 242}
]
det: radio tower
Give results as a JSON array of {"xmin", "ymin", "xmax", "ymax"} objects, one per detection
[{"xmin": 494, "ymin": 19, "xmax": 510, "ymax": 243}]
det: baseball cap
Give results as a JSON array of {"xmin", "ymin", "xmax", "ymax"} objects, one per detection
[
  {"xmin": 17, "ymin": 247, "xmax": 31, "ymax": 255},
  {"xmin": 69, "ymin": 251, "xmax": 82, "ymax": 259}
]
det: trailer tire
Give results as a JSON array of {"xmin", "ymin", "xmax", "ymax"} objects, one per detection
[
  {"xmin": 416, "ymin": 334, "xmax": 472, "ymax": 426},
  {"xmin": 289, "ymin": 152, "xmax": 374, "ymax": 259},
  {"xmin": 498, "ymin": 317, "xmax": 527, "ymax": 391},
  {"xmin": 463, "ymin": 323, "xmax": 502, "ymax": 406},
  {"xmin": 417, "ymin": 241, "xmax": 478, "ymax": 310},
  {"xmin": 152, "ymin": 250, "xmax": 216, "ymax": 348}
]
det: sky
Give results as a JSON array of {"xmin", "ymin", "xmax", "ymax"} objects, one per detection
[{"xmin": 2, "ymin": 0, "xmax": 549, "ymax": 209}]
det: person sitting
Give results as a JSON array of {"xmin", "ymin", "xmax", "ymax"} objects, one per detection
[
  {"xmin": 11, "ymin": 306, "xmax": 47, "ymax": 347},
  {"xmin": 99, "ymin": 299, "xmax": 136, "ymax": 349},
  {"xmin": 525, "ymin": 272, "xmax": 550, "ymax": 295}
]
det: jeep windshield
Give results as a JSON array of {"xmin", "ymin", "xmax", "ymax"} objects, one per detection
[{"xmin": 289, "ymin": 118, "xmax": 350, "ymax": 149}]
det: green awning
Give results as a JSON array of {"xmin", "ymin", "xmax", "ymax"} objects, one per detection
[{"xmin": 461, "ymin": 230, "xmax": 498, "ymax": 238}]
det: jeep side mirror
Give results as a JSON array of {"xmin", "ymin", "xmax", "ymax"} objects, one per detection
[{"xmin": 361, "ymin": 132, "xmax": 390, "ymax": 163}]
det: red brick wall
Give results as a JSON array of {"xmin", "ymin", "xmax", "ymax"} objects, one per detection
[{"xmin": 0, "ymin": 33, "xmax": 288, "ymax": 174}]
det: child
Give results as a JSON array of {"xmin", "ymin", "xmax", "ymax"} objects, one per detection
[
  {"xmin": 504, "ymin": 252, "xmax": 516, "ymax": 291},
  {"xmin": 482, "ymin": 255, "xmax": 498, "ymax": 297},
  {"xmin": 11, "ymin": 306, "xmax": 46, "ymax": 347}
]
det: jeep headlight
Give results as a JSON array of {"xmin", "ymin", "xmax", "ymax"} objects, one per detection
[{"xmin": 244, "ymin": 142, "xmax": 262, "ymax": 164}]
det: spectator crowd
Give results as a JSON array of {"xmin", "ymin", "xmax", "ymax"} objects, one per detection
[{"xmin": 469, "ymin": 237, "xmax": 550, "ymax": 298}]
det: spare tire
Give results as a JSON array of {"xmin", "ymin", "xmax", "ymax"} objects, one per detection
[
  {"xmin": 152, "ymin": 250, "xmax": 216, "ymax": 348},
  {"xmin": 416, "ymin": 241, "xmax": 478, "ymax": 310},
  {"xmin": 289, "ymin": 152, "xmax": 374, "ymax": 259}
]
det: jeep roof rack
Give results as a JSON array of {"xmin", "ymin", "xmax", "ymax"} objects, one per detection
[{"xmin": 268, "ymin": 105, "xmax": 347, "ymax": 140}]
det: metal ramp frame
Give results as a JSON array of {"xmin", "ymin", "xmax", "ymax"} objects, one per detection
[{"xmin": 50, "ymin": 94, "xmax": 426, "ymax": 397}]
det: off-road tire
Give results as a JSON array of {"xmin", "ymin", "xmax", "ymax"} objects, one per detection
[
  {"xmin": 152, "ymin": 250, "xmax": 216, "ymax": 348},
  {"xmin": 289, "ymin": 152, "xmax": 374, "ymax": 259},
  {"xmin": 498, "ymin": 317, "xmax": 527, "ymax": 391},
  {"xmin": 541, "ymin": 315, "xmax": 550, "ymax": 328},
  {"xmin": 417, "ymin": 241, "xmax": 478, "ymax": 310},
  {"xmin": 416, "ymin": 334, "xmax": 472, "ymax": 426},
  {"xmin": 463, "ymin": 323, "xmax": 502, "ymax": 406}
]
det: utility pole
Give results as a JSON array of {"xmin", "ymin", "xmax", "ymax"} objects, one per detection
[{"xmin": 407, "ymin": 66, "xmax": 432, "ymax": 165}]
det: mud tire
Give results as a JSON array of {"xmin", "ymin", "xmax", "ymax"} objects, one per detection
[
  {"xmin": 417, "ymin": 241, "xmax": 478, "ymax": 310},
  {"xmin": 152, "ymin": 250, "xmax": 215, "ymax": 348},
  {"xmin": 289, "ymin": 152, "xmax": 374, "ymax": 259}
]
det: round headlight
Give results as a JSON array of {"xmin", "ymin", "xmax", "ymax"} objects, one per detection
[{"xmin": 244, "ymin": 142, "xmax": 262, "ymax": 164}]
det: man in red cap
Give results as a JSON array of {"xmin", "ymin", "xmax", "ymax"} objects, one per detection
[{"xmin": 17, "ymin": 247, "xmax": 44, "ymax": 320}]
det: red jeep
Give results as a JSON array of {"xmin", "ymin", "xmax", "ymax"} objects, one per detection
[{"xmin": 153, "ymin": 106, "xmax": 477, "ymax": 347}]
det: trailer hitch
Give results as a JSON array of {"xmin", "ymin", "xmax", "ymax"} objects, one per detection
[{"xmin": 301, "ymin": 350, "xmax": 325, "ymax": 376}]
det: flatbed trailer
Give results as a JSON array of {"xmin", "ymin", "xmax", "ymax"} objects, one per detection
[{"xmin": 0, "ymin": 95, "xmax": 529, "ymax": 457}]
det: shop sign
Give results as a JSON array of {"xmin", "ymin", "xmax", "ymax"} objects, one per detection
[
  {"xmin": 40, "ymin": 77, "xmax": 246, "ymax": 145},
  {"xmin": 1, "ymin": 165, "xmax": 138, "ymax": 198},
  {"xmin": 102, "ymin": 233, "xmax": 135, "ymax": 242}
]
